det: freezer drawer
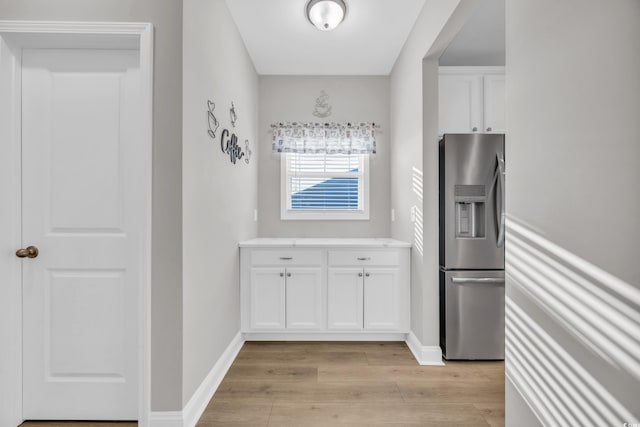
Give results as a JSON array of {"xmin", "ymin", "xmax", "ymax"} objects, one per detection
[{"xmin": 440, "ymin": 270, "xmax": 505, "ymax": 360}]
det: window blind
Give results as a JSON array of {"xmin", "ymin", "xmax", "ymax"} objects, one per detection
[{"xmin": 286, "ymin": 153, "xmax": 364, "ymax": 211}]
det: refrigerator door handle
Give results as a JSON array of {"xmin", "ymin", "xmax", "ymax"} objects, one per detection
[
  {"xmin": 495, "ymin": 152, "xmax": 506, "ymax": 248},
  {"xmin": 451, "ymin": 277, "xmax": 505, "ymax": 284}
]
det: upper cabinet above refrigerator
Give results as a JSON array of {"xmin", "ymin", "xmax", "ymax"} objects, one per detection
[{"xmin": 438, "ymin": 66, "xmax": 505, "ymax": 136}]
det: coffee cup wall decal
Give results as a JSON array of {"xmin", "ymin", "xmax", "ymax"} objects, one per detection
[
  {"xmin": 207, "ymin": 99, "xmax": 250, "ymax": 165},
  {"xmin": 207, "ymin": 100, "xmax": 219, "ymax": 139}
]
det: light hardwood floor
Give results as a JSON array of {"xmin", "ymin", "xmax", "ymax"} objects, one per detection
[
  {"xmin": 199, "ymin": 341, "xmax": 504, "ymax": 427},
  {"xmin": 20, "ymin": 341, "xmax": 505, "ymax": 427}
]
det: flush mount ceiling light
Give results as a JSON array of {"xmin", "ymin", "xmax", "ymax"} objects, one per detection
[{"xmin": 306, "ymin": 0, "xmax": 347, "ymax": 31}]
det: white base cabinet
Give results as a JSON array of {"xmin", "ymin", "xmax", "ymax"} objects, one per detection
[
  {"xmin": 285, "ymin": 268, "xmax": 323, "ymax": 329},
  {"xmin": 249, "ymin": 267, "xmax": 323, "ymax": 330},
  {"xmin": 250, "ymin": 268, "xmax": 286, "ymax": 330},
  {"xmin": 363, "ymin": 268, "xmax": 399, "ymax": 330},
  {"xmin": 240, "ymin": 239, "xmax": 410, "ymax": 339},
  {"xmin": 327, "ymin": 268, "xmax": 363, "ymax": 330}
]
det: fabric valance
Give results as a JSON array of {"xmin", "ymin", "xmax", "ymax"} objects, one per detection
[{"xmin": 271, "ymin": 122, "xmax": 377, "ymax": 154}]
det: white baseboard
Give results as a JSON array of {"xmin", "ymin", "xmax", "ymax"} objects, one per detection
[
  {"xmin": 149, "ymin": 331, "xmax": 244, "ymax": 427},
  {"xmin": 243, "ymin": 332, "xmax": 407, "ymax": 341},
  {"xmin": 147, "ymin": 411, "xmax": 183, "ymax": 427},
  {"xmin": 182, "ymin": 331, "xmax": 244, "ymax": 427},
  {"xmin": 406, "ymin": 331, "xmax": 444, "ymax": 365}
]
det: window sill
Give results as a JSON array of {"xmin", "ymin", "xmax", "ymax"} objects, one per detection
[{"xmin": 281, "ymin": 210, "xmax": 370, "ymax": 221}]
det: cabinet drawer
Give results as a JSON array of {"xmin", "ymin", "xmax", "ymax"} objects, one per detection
[
  {"xmin": 328, "ymin": 250, "xmax": 399, "ymax": 266},
  {"xmin": 251, "ymin": 250, "xmax": 322, "ymax": 266}
]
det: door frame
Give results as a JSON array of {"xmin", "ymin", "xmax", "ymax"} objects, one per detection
[{"xmin": 0, "ymin": 21, "xmax": 153, "ymax": 426}]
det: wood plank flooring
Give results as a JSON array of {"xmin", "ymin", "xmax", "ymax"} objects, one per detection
[
  {"xmin": 199, "ymin": 341, "xmax": 504, "ymax": 427},
  {"xmin": 20, "ymin": 341, "xmax": 505, "ymax": 427}
]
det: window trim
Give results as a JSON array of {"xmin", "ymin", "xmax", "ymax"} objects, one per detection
[{"xmin": 280, "ymin": 153, "xmax": 370, "ymax": 221}]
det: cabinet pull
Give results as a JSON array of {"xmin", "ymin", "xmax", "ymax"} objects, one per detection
[
  {"xmin": 287, "ymin": 273, "xmax": 291, "ymax": 277},
  {"xmin": 358, "ymin": 272, "xmax": 363, "ymax": 277},
  {"xmin": 357, "ymin": 257, "xmax": 371, "ymax": 261},
  {"xmin": 279, "ymin": 272, "xmax": 284, "ymax": 277},
  {"xmin": 472, "ymin": 127, "xmax": 478, "ymax": 132},
  {"xmin": 486, "ymin": 127, "xmax": 492, "ymax": 132},
  {"xmin": 365, "ymin": 273, "xmax": 370, "ymax": 277},
  {"xmin": 280, "ymin": 257, "xmax": 293, "ymax": 260}
]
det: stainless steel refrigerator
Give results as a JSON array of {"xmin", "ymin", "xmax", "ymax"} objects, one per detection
[{"xmin": 439, "ymin": 133, "xmax": 505, "ymax": 360}]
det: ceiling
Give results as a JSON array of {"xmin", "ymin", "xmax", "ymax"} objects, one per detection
[
  {"xmin": 225, "ymin": 0, "xmax": 427, "ymax": 75},
  {"xmin": 225, "ymin": 0, "xmax": 505, "ymax": 75},
  {"xmin": 439, "ymin": 0, "xmax": 505, "ymax": 66}
]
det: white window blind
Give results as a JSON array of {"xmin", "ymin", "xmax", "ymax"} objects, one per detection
[{"xmin": 282, "ymin": 152, "xmax": 369, "ymax": 220}]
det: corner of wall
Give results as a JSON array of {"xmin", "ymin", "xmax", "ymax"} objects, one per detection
[{"xmin": 181, "ymin": 0, "xmax": 259, "ymax": 410}]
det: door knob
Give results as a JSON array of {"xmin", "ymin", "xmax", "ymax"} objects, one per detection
[{"xmin": 16, "ymin": 245, "xmax": 39, "ymax": 259}]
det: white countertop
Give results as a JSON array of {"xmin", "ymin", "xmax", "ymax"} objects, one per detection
[{"xmin": 238, "ymin": 238, "xmax": 412, "ymax": 248}]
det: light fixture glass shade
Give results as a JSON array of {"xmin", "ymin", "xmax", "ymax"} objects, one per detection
[{"xmin": 306, "ymin": 0, "xmax": 346, "ymax": 31}]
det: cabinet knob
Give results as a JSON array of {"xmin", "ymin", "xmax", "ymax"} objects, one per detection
[
  {"xmin": 486, "ymin": 127, "xmax": 492, "ymax": 132},
  {"xmin": 279, "ymin": 272, "xmax": 284, "ymax": 277},
  {"xmin": 472, "ymin": 127, "xmax": 478, "ymax": 132},
  {"xmin": 358, "ymin": 272, "xmax": 363, "ymax": 277},
  {"xmin": 365, "ymin": 273, "xmax": 370, "ymax": 277},
  {"xmin": 287, "ymin": 273, "xmax": 291, "ymax": 277}
]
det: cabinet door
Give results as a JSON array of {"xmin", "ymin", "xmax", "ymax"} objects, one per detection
[
  {"xmin": 438, "ymin": 74, "xmax": 483, "ymax": 134},
  {"xmin": 364, "ymin": 268, "xmax": 399, "ymax": 330},
  {"xmin": 250, "ymin": 268, "xmax": 285, "ymax": 330},
  {"xmin": 286, "ymin": 268, "xmax": 323, "ymax": 330},
  {"xmin": 327, "ymin": 268, "xmax": 363, "ymax": 330},
  {"xmin": 483, "ymin": 75, "xmax": 506, "ymax": 133}
]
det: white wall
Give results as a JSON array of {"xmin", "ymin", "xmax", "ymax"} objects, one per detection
[
  {"xmin": 0, "ymin": 0, "xmax": 183, "ymax": 411},
  {"xmin": 182, "ymin": 0, "xmax": 258, "ymax": 406},
  {"xmin": 258, "ymin": 76, "xmax": 390, "ymax": 238},
  {"xmin": 389, "ymin": 0, "xmax": 477, "ymax": 347},
  {"xmin": 506, "ymin": 0, "xmax": 640, "ymax": 425}
]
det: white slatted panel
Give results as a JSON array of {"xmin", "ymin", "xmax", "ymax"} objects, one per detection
[{"xmin": 286, "ymin": 153, "xmax": 363, "ymax": 211}]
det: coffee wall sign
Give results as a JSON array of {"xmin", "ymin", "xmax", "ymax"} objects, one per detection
[{"xmin": 207, "ymin": 99, "xmax": 251, "ymax": 165}]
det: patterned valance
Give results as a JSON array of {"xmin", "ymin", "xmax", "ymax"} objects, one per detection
[{"xmin": 271, "ymin": 122, "xmax": 377, "ymax": 154}]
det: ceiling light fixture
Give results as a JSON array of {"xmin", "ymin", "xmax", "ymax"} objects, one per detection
[{"xmin": 306, "ymin": 0, "xmax": 347, "ymax": 31}]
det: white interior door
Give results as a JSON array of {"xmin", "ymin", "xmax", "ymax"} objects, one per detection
[{"xmin": 21, "ymin": 48, "xmax": 142, "ymax": 420}]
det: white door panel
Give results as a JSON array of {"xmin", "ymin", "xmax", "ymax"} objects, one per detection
[
  {"xmin": 364, "ymin": 268, "xmax": 399, "ymax": 330},
  {"xmin": 438, "ymin": 74, "xmax": 483, "ymax": 134},
  {"xmin": 250, "ymin": 268, "xmax": 286, "ymax": 330},
  {"xmin": 327, "ymin": 268, "xmax": 363, "ymax": 330},
  {"xmin": 21, "ymin": 48, "xmax": 141, "ymax": 420},
  {"xmin": 286, "ymin": 268, "xmax": 323, "ymax": 330},
  {"xmin": 483, "ymin": 75, "xmax": 506, "ymax": 133}
]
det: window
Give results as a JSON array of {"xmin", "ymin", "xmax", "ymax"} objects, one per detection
[{"xmin": 281, "ymin": 152, "xmax": 369, "ymax": 220}]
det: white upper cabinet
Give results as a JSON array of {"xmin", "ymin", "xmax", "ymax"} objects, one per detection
[
  {"xmin": 439, "ymin": 67, "xmax": 505, "ymax": 135},
  {"xmin": 483, "ymin": 74, "xmax": 506, "ymax": 133},
  {"xmin": 439, "ymin": 73, "xmax": 484, "ymax": 134}
]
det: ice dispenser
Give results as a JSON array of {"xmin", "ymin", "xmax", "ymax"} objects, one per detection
[{"xmin": 454, "ymin": 185, "xmax": 486, "ymax": 239}]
